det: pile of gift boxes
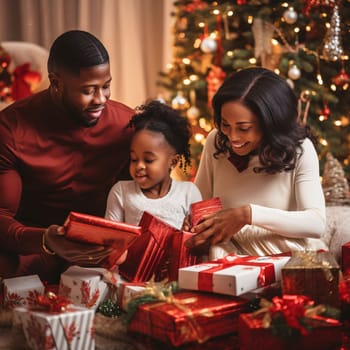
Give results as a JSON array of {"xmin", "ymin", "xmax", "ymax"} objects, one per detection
[{"xmin": 1, "ymin": 198, "xmax": 350, "ymax": 349}]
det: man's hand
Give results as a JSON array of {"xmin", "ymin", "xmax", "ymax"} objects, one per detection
[{"xmin": 44, "ymin": 225, "xmax": 116, "ymax": 267}]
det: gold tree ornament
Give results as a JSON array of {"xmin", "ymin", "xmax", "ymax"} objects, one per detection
[{"xmin": 322, "ymin": 152, "xmax": 350, "ymax": 206}]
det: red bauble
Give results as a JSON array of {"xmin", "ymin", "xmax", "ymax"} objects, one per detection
[
  {"xmin": 320, "ymin": 103, "xmax": 331, "ymax": 120},
  {"xmin": 332, "ymin": 68, "xmax": 350, "ymax": 87}
]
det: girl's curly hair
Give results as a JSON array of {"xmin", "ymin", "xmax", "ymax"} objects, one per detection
[{"xmin": 129, "ymin": 100, "xmax": 192, "ymax": 172}]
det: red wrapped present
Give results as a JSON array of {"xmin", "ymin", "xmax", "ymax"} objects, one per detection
[
  {"xmin": 119, "ymin": 212, "xmax": 177, "ymax": 282},
  {"xmin": 168, "ymin": 230, "xmax": 199, "ymax": 282},
  {"xmin": 281, "ymin": 251, "xmax": 340, "ymax": 307},
  {"xmin": 178, "ymin": 254, "xmax": 290, "ymax": 296},
  {"xmin": 191, "ymin": 197, "xmax": 222, "ymax": 227},
  {"xmin": 128, "ymin": 290, "xmax": 250, "ymax": 346},
  {"xmin": 238, "ymin": 295, "xmax": 342, "ymax": 350},
  {"xmin": 342, "ymin": 242, "xmax": 350, "ymax": 275},
  {"xmin": 64, "ymin": 212, "xmax": 142, "ymax": 268}
]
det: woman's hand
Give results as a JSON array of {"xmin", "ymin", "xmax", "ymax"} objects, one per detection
[
  {"xmin": 184, "ymin": 205, "xmax": 251, "ymax": 248},
  {"xmin": 44, "ymin": 225, "xmax": 115, "ymax": 267}
]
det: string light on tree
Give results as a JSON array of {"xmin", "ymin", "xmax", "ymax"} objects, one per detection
[
  {"xmin": 322, "ymin": 4, "xmax": 344, "ymax": 61},
  {"xmin": 171, "ymin": 91, "xmax": 190, "ymax": 111},
  {"xmin": 186, "ymin": 89, "xmax": 200, "ymax": 124}
]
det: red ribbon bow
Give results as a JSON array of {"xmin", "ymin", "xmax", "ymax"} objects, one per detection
[
  {"xmin": 36, "ymin": 292, "xmax": 72, "ymax": 313},
  {"xmin": 269, "ymin": 295, "xmax": 315, "ymax": 335}
]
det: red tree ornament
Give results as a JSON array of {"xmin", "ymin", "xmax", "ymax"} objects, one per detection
[
  {"xmin": 320, "ymin": 102, "xmax": 331, "ymax": 120},
  {"xmin": 332, "ymin": 67, "xmax": 350, "ymax": 87},
  {"xmin": 183, "ymin": 0, "xmax": 208, "ymax": 13},
  {"xmin": 206, "ymin": 65, "xmax": 226, "ymax": 107}
]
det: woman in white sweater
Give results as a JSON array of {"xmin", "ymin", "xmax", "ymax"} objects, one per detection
[{"xmin": 185, "ymin": 67, "xmax": 328, "ymax": 256}]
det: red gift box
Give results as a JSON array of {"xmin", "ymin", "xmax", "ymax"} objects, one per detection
[
  {"xmin": 238, "ymin": 310, "xmax": 342, "ymax": 350},
  {"xmin": 168, "ymin": 230, "xmax": 199, "ymax": 282},
  {"xmin": 128, "ymin": 290, "xmax": 250, "ymax": 346},
  {"xmin": 63, "ymin": 212, "xmax": 142, "ymax": 268},
  {"xmin": 64, "ymin": 211, "xmax": 142, "ymax": 245},
  {"xmin": 281, "ymin": 251, "xmax": 340, "ymax": 307},
  {"xmin": 342, "ymin": 242, "xmax": 350, "ymax": 275},
  {"xmin": 119, "ymin": 212, "xmax": 177, "ymax": 282},
  {"xmin": 191, "ymin": 197, "xmax": 222, "ymax": 227}
]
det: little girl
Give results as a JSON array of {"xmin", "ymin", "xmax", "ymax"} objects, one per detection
[{"xmin": 105, "ymin": 100, "xmax": 202, "ymax": 229}]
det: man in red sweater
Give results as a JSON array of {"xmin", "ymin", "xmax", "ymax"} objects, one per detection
[{"xmin": 0, "ymin": 30, "xmax": 134, "ymax": 282}]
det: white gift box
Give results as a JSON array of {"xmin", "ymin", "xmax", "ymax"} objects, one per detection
[
  {"xmin": 178, "ymin": 255, "xmax": 290, "ymax": 296},
  {"xmin": 118, "ymin": 283, "xmax": 146, "ymax": 311},
  {"xmin": 58, "ymin": 266, "xmax": 108, "ymax": 309},
  {"xmin": 2, "ymin": 275, "xmax": 45, "ymax": 309},
  {"xmin": 13, "ymin": 305, "xmax": 95, "ymax": 350}
]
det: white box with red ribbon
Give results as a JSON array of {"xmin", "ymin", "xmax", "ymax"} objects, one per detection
[
  {"xmin": 13, "ymin": 304, "xmax": 95, "ymax": 350},
  {"xmin": 178, "ymin": 254, "xmax": 290, "ymax": 296}
]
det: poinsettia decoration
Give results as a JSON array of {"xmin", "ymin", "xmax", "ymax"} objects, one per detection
[
  {"xmin": 80, "ymin": 280, "xmax": 100, "ymax": 308},
  {"xmin": 26, "ymin": 289, "xmax": 42, "ymax": 306},
  {"xmin": 0, "ymin": 45, "xmax": 41, "ymax": 103},
  {"xmin": 63, "ymin": 321, "xmax": 80, "ymax": 344},
  {"xmin": 4, "ymin": 291, "xmax": 24, "ymax": 308}
]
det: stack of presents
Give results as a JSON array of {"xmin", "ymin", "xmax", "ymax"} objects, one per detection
[{"xmin": 1, "ymin": 198, "xmax": 350, "ymax": 349}]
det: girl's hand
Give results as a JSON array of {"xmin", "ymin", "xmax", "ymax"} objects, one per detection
[
  {"xmin": 184, "ymin": 205, "xmax": 251, "ymax": 248},
  {"xmin": 181, "ymin": 214, "xmax": 192, "ymax": 231}
]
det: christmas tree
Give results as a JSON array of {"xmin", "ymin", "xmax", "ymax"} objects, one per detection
[
  {"xmin": 322, "ymin": 152, "xmax": 350, "ymax": 205},
  {"xmin": 157, "ymin": 0, "xmax": 350, "ymax": 181}
]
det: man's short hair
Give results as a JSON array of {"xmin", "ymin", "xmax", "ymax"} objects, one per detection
[{"xmin": 47, "ymin": 30, "xmax": 109, "ymax": 74}]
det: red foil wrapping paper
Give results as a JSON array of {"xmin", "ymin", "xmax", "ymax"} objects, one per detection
[
  {"xmin": 281, "ymin": 251, "xmax": 340, "ymax": 307},
  {"xmin": 128, "ymin": 290, "xmax": 249, "ymax": 346},
  {"xmin": 190, "ymin": 197, "xmax": 222, "ymax": 227},
  {"xmin": 119, "ymin": 211, "xmax": 177, "ymax": 282},
  {"xmin": 238, "ymin": 311, "xmax": 342, "ymax": 350},
  {"xmin": 64, "ymin": 211, "xmax": 142, "ymax": 268},
  {"xmin": 168, "ymin": 230, "xmax": 199, "ymax": 282},
  {"xmin": 342, "ymin": 242, "xmax": 350, "ymax": 275}
]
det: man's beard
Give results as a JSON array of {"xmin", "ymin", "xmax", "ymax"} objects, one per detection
[{"xmin": 61, "ymin": 93, "xmax": 98, "ymax": 128}]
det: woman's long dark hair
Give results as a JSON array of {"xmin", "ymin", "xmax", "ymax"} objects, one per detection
[{"xmin": 212, "ymin": 67, "xmax": 312, "ymax": 174}]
